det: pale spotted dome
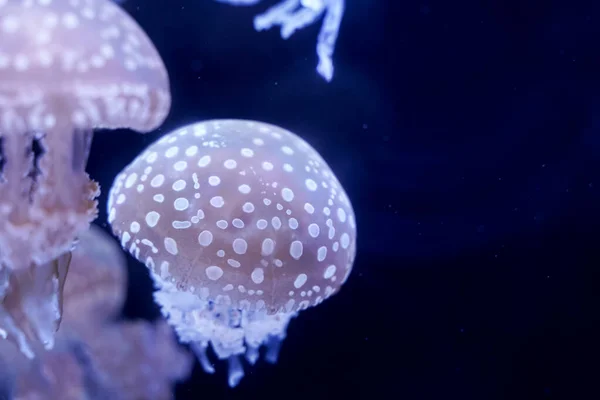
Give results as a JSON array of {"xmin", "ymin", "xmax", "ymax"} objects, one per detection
[{"xmin": 107, "ymin": 119, "xmax": 357, "ymax": 314}]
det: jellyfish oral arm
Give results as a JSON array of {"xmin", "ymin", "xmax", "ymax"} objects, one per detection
[
  {"xmin": 217, "ymin": 0, "xmax": 346, "ymax": 81},
  {"xmin": 0, "ymin": 252, "xmax": 72, "ymax": 359},
  {"xmin": 150, "ymin": 271, "xmax": 296, "ymax": 388}
]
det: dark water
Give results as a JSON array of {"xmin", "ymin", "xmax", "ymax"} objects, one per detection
[{"xmin": 87, "ymin": 0, "xmax": 600, "ymax": 399}]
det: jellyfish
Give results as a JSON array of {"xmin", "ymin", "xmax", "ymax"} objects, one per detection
[
  {"xmin": 0, "ymin": 225, "xmax": 192, "ymax": 399},
  {"xmin": 107, "ymin": 119, "xmax": 357, "ymax": 386},
  {"xmin": 0, "ymin": 0, "xmax": 170, "ymax": 356},
  {"xmin": 216, "ymin": 0, "xmax": 346, "ymax": 81},
  {"xmin": 57, "ymin": 228, "xmax": 193, "ymax": 400}
]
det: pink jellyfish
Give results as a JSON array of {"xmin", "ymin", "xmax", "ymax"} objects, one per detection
[
  {"xmin": 107, "ymin": 119, "xmax": 357, "ymax": 386},
  {"xmin": 0, "ymin": 0, "xmax": 170, "ymax": 356}
]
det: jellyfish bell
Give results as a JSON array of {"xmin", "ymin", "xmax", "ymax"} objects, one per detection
[
  {"xmin": 108, "ymin": 119, "xmax": 357, "ymax": 386},
  {"xmin": 0, "ymin": 0, "xmax": 169, "ymax": 357}
]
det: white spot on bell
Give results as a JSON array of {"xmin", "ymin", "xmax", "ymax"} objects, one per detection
[
  {"xmin": 324, "ymin": 265, "xmax": 337, "ymax": 279},
  {"xmin": 206, "ymin": 266, "xmax": 224, "ymax": 281},
  {"xmin": 164, "ymin": 237, "xmax": 178, "ymax": 255},
  {"xmin": 290, "ymin": 240, "xmax": 304, "ymax": 260},
  {"xmin": 233, "ymin": 238, "xmax": 248, "ymax": 254},
  {"xmin": 145, "ymin": 211, "xmax": 160, "ymax": 227},
  {"xmin": 294, "ymin": 273, "xmax": 308, "ymax": 289},
  {"xmin": 251, "ymin": 268, "xmax": 265, "ymax": 284},
  {"xmin": 198, "ymin": 230, "xmax": 213, "ymax": 246}
]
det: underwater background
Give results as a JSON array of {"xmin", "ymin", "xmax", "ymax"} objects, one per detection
[{"xmin": 84, "ymin": 0, "xmax": 599, "ymax": 399}]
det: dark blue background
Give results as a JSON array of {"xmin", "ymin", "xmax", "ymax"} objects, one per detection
[{"xmin": 89, "ymin": 1, "xmax": 600, "ymax": 399}]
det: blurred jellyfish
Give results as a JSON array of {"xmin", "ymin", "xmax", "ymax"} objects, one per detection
[
  {"xmin": 0, "ymin": 225, "xmax": 192, "ymax": 399},
  {"xmin": 216, "ymin": 0, "xmax": 346, "ymax": 81},
  {"xmin": 107, "ymin": 119, "xmax": 357, "ymax": 386},
  {"xmin": 60, "ymin": 225, "xmax": 192, "ymax": 400},
  {"xmin": 0, "ymin": 0, "xmax": 170, "ymax": 356},
  {"xmin": 60, "ymin": 225, "xmax": 128, "ymax": 329},
  {"xmin": 12, "ymin": 346, "xmax": 90, "ymax": 400}
]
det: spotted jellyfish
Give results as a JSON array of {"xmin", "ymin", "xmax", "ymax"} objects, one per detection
[
  {"xmin": 0, "ymin": 0, "xmax": 170, "ymax": 356},
  {"xmin": 107, "ymin": 119, "xmax": 357, "ymax": 386}
]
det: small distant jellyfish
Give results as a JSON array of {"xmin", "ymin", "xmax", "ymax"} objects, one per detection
[
  {"xmin": 216, "ymin": 0, "xmax": 346, "ymax": 81},
  {"xmin": 107, "ymin": 119, "xmax": 357, "ymax": 386},
  {"xmin": 0, "ymin": 0, "xmax": 170, "ymax": 356}
]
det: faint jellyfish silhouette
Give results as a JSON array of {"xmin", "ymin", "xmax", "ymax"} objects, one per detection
[
  {"xmin": 107, "ymin": 119, "xmax": 357, "ymax": 386},
  {"xmin": 0, "ymin": 0, "xmax": 170, "ymax": 357},
  {"xmin": 57, "ymin": 225, "xmax": 192, "ymax": 400},
  {"xmin": 216, "ymin": 0, "xmax": 346, "ymax": 81},
  {"xmin": 0, "ymin": 225, "xmax": 192, "ymax": 400}
]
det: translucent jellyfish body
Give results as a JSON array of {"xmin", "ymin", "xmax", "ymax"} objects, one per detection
[
  {"xmin": 0, "ymin": 225, "xmax": 192, "ymax": 400},
  {"xmin": 0, "ymin": 0, "xmax": 170, "ymax": 356},
  {"xmin": 107, "ymin": 119, "xmax": 357, "ymax": 386}
]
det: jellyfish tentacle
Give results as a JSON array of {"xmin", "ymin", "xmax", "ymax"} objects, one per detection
[
  {"xmin": 245, "ymin": 345, "xmax": 259, "ymax": 365},
  {"xmin": 190, "ymin": 342, "xmax": 215, "ymax": 374},
  {"xmin": 0, "ymin": 253, "xmax": 72, "ymax": 357},
  {"xmin": 36, "ymin": 117, "xmax": 93, "ymax": 212},
  {"xmin": 265, "ymin": 335, "xmax": 284, "ymax": 364},
  {"xmin": 227, "ymin": 355, "xmax": 244, "ymax": 388},
  {"xmin": 0, "ymin": 131, "xmax": 35, "ymax": 227}
]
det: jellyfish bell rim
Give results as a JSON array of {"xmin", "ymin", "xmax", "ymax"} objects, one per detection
[{"xmin": 0, "ymin": 82, "xmax": 171, "ymax": 134}]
